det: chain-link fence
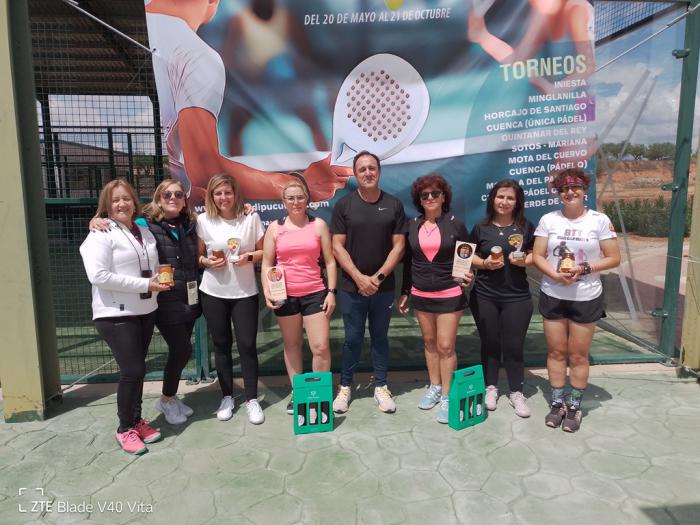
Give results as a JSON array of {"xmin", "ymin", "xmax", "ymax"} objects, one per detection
[{"xmin": 29, "ymin": 0, "xmax": 694, "ymax": 382}]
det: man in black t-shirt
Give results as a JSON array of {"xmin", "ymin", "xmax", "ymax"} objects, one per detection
[{"xmin": 330, "ymin": 151, "xmax": 406, "ymax": 414}]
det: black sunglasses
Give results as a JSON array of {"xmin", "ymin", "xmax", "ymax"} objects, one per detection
[
  {"xmin": 162, "ymin": 190, "xmax": 185, "ymax": 200},
  {"xmin": 419, "ymin": 190, "xmax": 443, "ymax": 201}
]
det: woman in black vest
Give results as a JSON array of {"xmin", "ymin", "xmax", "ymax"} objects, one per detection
[
  {"xmin": 398, "ymin": 174, "xmax": 474, "ymax": 424},
  {"xmin": 143, "ymin": 180, "xmax": 201, "ymax": 424},
  {"xmin": 91, "ymin": 179, "xmax": 201, "ymax": 425}
]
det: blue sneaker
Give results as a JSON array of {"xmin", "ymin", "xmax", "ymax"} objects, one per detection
[
  {"xmin": 417, "ymin": 384, "xmax": 442, "ymax": 410},
  {"xmin": 436, "ymin": 397, "xmax": 449, "ymax": 424}
]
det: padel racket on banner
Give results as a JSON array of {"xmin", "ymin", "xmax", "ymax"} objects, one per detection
[{"xmin": 331, "ymin": 53, "xmax": 430, "ymax": 165}]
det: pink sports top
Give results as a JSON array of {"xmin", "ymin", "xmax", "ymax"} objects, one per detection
[
  {"xmin": 275, "ymin": 217, "xmax": 326, "ymax": 297},
  {"xmin": 411, "ymin": 223, "xmax": 462, "ymax": 299}
]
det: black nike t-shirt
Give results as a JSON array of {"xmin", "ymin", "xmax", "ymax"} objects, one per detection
[
  {"xmin": 330, "ymin": 190, "xmax": 406, "ymax": 293},
  {"xmin": 470, "ymin": 220, "xmax": 535, "ymax": 302}
]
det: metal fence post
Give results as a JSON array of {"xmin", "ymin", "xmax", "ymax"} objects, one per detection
[{"xmin": 657, "ymin": 0, "xmax": 700, "ymax": 357}]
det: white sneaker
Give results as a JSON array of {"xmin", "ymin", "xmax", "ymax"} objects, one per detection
[
  {"xmin": 216, "ymin": 396, "xmax": 234, "ymax": 421},
  {"xmin": 485, "ymin": 385, "xmax": 498, "ymax": 411},
  {"xmin": 509, "ymin": 391, "xmax": 531, "ymax": 418},
  {"xmin": 245, "ymin": 399, "xmax": 265, "ymax": 425},
  {"xmin": 333, "ymin": 386, "xmax": 352, "ymax": 413},
  {"xmin": 154, "ymin": 397, "xmax": 187, "ymax": 425},
  {"xmin": 374, "ymin": 385, "xmax": 396, "ymax": 413},
  {"xmin": 175, "ymin": 398, "xmax": 193, "ymax": 418}
]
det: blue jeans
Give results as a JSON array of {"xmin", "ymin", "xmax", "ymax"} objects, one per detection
[{"xmin": 339, "ymin": 290, "xmax": 394, "ymax": 387}]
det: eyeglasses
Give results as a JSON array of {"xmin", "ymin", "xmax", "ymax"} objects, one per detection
[
  {"xmin": 419, "ymin": 190, "xmax": 443, "ymax": 201},
  {"xmin": 162, "ymin": 190, "xmax": 185, "ymax": 200},
  {"xmin": 558, "ymin": 185, "xmax": 584, "ymax": 193},
  {"xmin": 284, "ymin": 195, "xmax": 307, "ymax": 203}
]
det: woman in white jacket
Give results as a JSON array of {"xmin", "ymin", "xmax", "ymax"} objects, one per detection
[{"xmin": 80, "ymin": 180, "xmax": 170, "ymax": 455}]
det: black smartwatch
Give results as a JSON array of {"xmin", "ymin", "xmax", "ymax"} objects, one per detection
[
  {"xmin": 328, "ymin": 288, "xmax": 337, "ymax": 295},
  {"xmin": 376, "ymin": 273, "xmax": 386, "ymax": 282},
  {"xmin": 247, "ymin": 254, "xmax": 254, "ymax": 262}
]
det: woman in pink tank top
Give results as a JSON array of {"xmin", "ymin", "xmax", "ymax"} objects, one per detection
[{"xmin": 261, "ymin": 180, "xmax": 337, "ymax": 414}]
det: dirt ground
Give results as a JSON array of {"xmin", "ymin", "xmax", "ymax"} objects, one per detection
[{"xmin": 597, "ymin": 159, "xmax": 696, "ymax": 204}]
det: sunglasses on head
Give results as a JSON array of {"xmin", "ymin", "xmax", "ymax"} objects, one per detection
[
  {"xmin": 558, "ymin": 185, "xmax": 584, "ymax": 193},
  {"xmin": 162, "ymin": 190, "xmax": 185, "ymax": 200},
  {"xmin": 419, "ymin": 190, "xmax": 443, "ymax": 201}
]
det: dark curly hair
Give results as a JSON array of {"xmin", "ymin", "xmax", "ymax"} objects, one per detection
[
  {"xmin": 410, "ymin": 174, "xmax": 452, "ymax": 214},
  {"xmin": 483, "ymin": 179, "xmax": 526, "ymax": 227},
  {"xmin": 550, "ymin": 167, "xmax": 591, "ymax": 191}
]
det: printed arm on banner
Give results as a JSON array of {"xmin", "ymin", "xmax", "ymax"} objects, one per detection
[
  {"xmin": 529, "ymin": 2, "xmax": 595, "ymax": 96},
  {"xmin": 178, "ymin": 107, "xmax": 350, "ymax": 202},
  {"xmin": 467, "ymin": 1, "xmax": 594, "ymax": 93}
]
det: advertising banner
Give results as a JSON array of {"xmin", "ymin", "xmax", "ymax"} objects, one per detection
[{"xmin": 145, "ymin": 0, "xmax": 595, "ymax": 227}]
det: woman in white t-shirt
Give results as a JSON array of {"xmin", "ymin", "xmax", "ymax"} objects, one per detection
[
  {"xmin": 197, "ymin": 174, "xmax": 265, "ymax": 424},
  {"xmin": 532, "ymin": 169, "xmax": 620, "ymax": 433}
]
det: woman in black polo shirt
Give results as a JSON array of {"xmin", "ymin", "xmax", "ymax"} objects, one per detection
[{"xmin": 470, "ymin": 179, "xmax": 535, "ymax": 418}]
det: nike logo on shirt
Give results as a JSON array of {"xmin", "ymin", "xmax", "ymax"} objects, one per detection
[{"xmin": 378, "ymin": 207, "xmax": 387, "ymax": 211}]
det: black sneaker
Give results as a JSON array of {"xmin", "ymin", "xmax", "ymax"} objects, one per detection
[
  {"xmin": 286, "ymin": 398, "xmax": 294, "ymax": 415},
  {"xmin": 562, "ymin": 405, "xmax": 582, "ymax": 433},
  {"xmin": 545, "ymin": 403, "xmax": 566, "ymax": 428}
]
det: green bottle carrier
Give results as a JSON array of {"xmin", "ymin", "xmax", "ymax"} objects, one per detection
[
  {"xmin": 292, "ymin": 372, "xmax": 334, "ymax": 435},
  {"xmin": 448, "ymin": 365, "xmax": 486, "ymax": 430}
]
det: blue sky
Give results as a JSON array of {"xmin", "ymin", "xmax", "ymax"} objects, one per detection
[{"xmin": 595, "ymin": 7, "xmax": 699, "ymax": 146}]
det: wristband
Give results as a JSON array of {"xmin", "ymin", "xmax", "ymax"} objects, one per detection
[{"xmin": 582, "ymin": 262, "xmax": 592, "ymax": 275}]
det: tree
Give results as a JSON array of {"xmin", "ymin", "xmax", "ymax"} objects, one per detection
[
  {"xmin": 645, "ymin": 142, "xmax": 676, "ymax": 160},
  {"xmin": 627, "ymin": 144, "xmax": 646, "ymax": 160}
]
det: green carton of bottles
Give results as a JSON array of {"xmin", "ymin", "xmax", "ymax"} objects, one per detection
[
  {"xmin": 292, "ymin": 372, "xmax": 334, "ymax": 435},
  {"xmin": 448, "ymin": 365, "xmax": 486, "ymax": 430}
]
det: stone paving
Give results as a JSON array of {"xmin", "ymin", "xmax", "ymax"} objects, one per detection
[{"xmin": 1, "ymin": 365, "xmax": 699, "ymax": 524}]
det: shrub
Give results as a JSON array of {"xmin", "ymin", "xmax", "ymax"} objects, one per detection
[{"xmin": 602, "ymin": 196, "xmax": 692, "ymax": 237}]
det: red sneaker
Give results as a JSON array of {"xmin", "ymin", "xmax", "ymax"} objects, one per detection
[
  {"xmin": 115, "ymin": 429, "xmax": 147, "ymax": 455},
  {"xmin": 133, "ymin": 419, "xmax": 162, "ymax": 444}
]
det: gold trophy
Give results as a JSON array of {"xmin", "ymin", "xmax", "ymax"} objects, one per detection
[{"xmin": 227, "ymin": 238, "xmax": 241, "ymax": 263}]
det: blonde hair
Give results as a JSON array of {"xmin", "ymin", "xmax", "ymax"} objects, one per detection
[
  {"xmin": 96, "ymin": 179, "xmax": 141, "ymax": 221},
  {"xmin": 143, "ymin": 179, "xmax": 197, "ymax": 223},
  {"xmin": 281, "ymin": 175, "xmax": 310, "ymax": 202},
  {"xmin": 205, "ymin": 174, "xmax": 244, "ymax": 219}
]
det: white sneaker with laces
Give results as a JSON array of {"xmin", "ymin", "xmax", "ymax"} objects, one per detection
[
  {"xmin": 216, "ymin": 396, "xmax": 234, "ymax": 421},
  {"xmin": 333, "ymin": 385, "xmax": 352, "ymax": 413},
  {"xmin": 509, "ymin": 391, "xmax": 531, "ymax": 418},
  {"xmin": 175, "ymin": 398, "xmax": 193, "ymax": 418},
  {"xmin": 374, "ymin": 385, "xmax": 396, "ymax": 413},
  {"xmin": 154, "ymin": 397, "xmax": 187, "ymax": 425},
  {"xmin": 245, "ymin": 399, "xmax": 265, "ymax": 425},
  {"xmin": 485, "ymin": 385, "xmax": 498, "ymax": 411}
]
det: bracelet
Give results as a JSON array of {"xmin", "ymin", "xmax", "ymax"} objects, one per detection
[
  {"xmin": 581, "ymin": 262, "xmax": 592, "ymax": 275},
  {"xmin": 199, "ymin": 256, "xmax": 207, "ymax": 268},
  {"xmin": 288, "ymin": 172, "xmax": 311, "ymax": 199}
]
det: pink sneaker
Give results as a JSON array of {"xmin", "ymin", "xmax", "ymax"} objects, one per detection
[
  {"xmin": 115, "ymin": 429, "xmax": 147, "ymax": 455},
  {"xmin": 133, "ymin": 419, "xmax": 162, "ymax": 444}
]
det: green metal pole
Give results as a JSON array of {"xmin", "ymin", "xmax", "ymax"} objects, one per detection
[{"xmin": 657, "ymin": 0, "xmax": 700, "ymax": 357}]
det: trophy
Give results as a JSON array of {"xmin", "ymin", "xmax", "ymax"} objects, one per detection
[
  {"xmin": 267, "ymin": 266, "xmax": 287, "ymax": 305},
  {"xmin": 553, "ymin": 241, "xmax": 576, "ymax": 273},
  {"xmin": 227, "ymin": 238, "xmax": 241, "ymax": 263},
  {"xmin": 452, "ymin": 241, "xmax": 476, "ymax": 283},
  {"xmin": 509, "ymin": 233, "xmax": 525, "ymax": 261}
]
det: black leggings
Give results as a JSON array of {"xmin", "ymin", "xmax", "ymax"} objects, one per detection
[
  {"xmin": 200, "ymin": 292, "xmax": 259, "ymax": 401},
  {"xmin": 95, "ymin": 311, "xmax": 157, "ymax": 432},
  {"xmin": 157, "ymin": 320, "xmax": 196, "ymax": 397},
  {"xmin": 470, "ymin": 295, "xmax": 533, "ymax": 392}
]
